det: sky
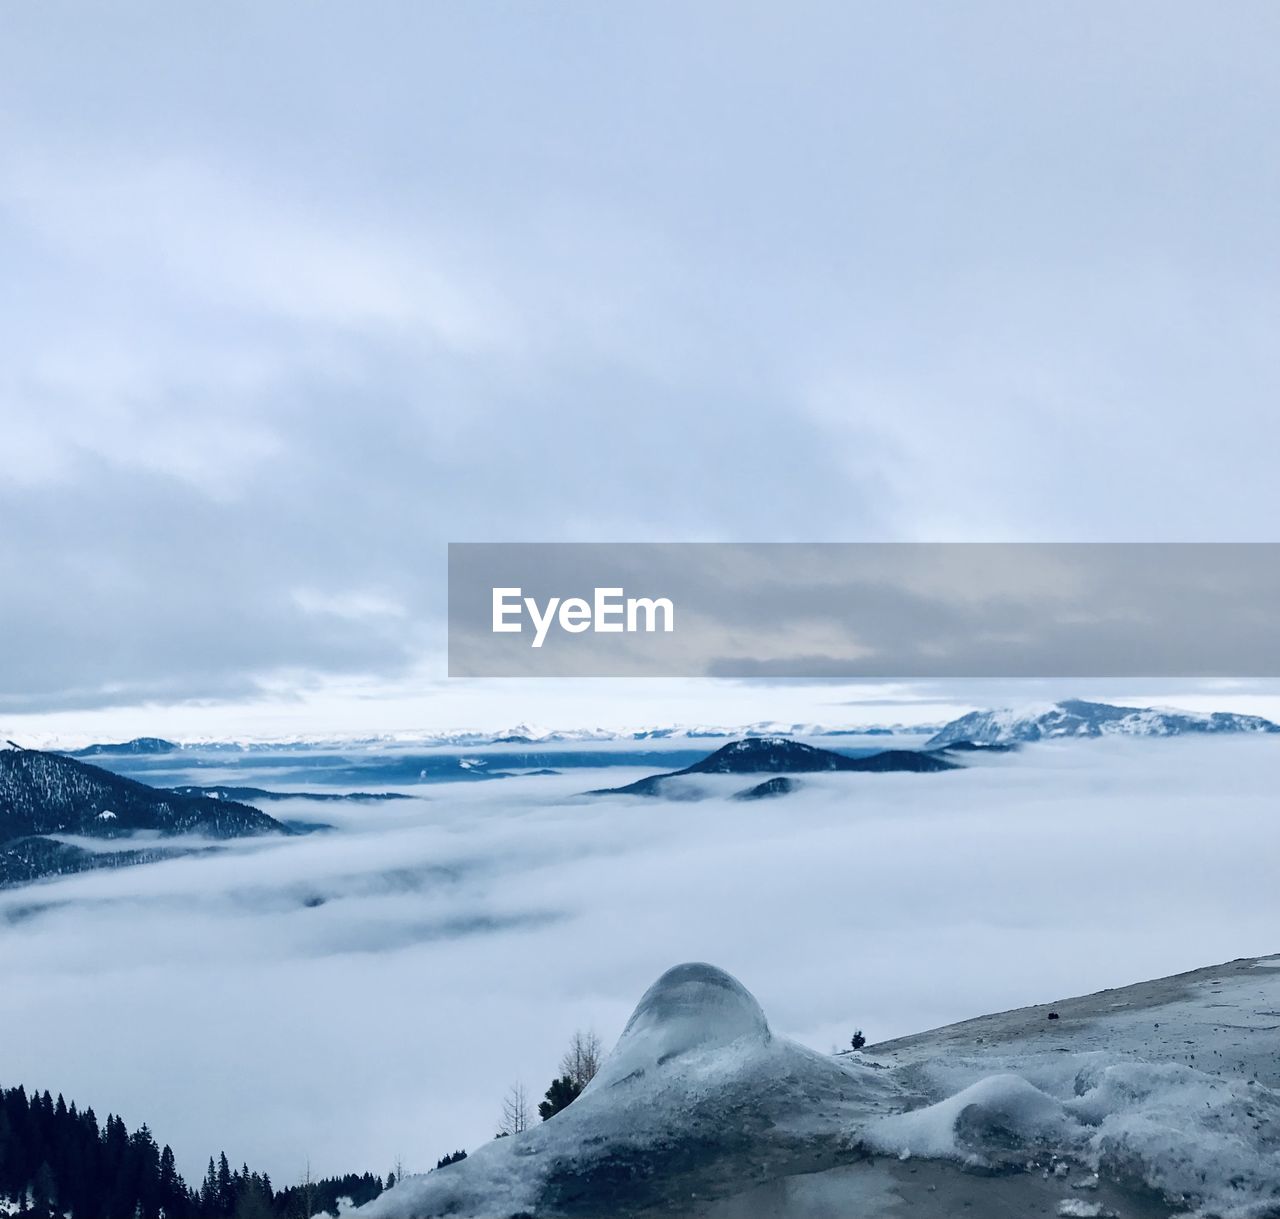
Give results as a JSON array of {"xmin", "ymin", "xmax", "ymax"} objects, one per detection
[{"xmin": 3, "ymin": 3, "xmax": 1280, "ymax": 738}]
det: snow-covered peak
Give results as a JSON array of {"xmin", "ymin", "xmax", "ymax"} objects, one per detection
[
  {"xmin": 723, "ymin": 736, "xmax": 790, "ymax": 752},
  {"xmin": 927, "ymin": 699, "xmax": 1280, "ymax": 747}
]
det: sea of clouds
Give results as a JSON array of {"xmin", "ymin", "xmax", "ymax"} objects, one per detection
[{"xmin": 1, "ymin": 735, "xmax": 1277, "ymax": 1185}]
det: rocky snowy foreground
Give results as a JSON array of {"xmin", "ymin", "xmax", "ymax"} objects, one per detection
[{"xmin": 359, "ymin": 958, "xmax": 1280, "ymax": 1219}]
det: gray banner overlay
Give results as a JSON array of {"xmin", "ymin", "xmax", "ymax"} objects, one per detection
[{"xmin": 448, "ymin": 543, "xmax": 1280, "ymax": 678}]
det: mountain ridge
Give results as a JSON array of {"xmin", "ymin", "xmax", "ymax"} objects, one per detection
[
  {"xmin": 28, "ymin": 722, "xmax": 934, "ymax": 755},
  {"xmin": 1, "ymin": 749, "xmax": 289, "ymax": 887},
  {"xmin": 927, "ymin": 698, "xmax": 1280, "ymax": 747},
  {"xmin": 590, "ymin": 737, "xmax": 956, "ymax": 797}
]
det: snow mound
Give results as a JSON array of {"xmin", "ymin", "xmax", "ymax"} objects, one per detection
[
  {"xmin": 866, "ymin": 1073, "xmax": 1073, "ymax": 1166},
  {"xmin": 358, "ymin": 962, "xmax": 896, "ymax": 1218},
  {"xmin": 588, "ymin": 962, "xmax": 771, "ymax": 1090}
]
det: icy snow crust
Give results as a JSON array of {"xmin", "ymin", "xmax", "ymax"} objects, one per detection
[
  {"xmin": 362, "ymin": 958, "xmax": 1280, "ymax": 1218},
  {"xmin": 870, "ymin": 954, "xmax": 1280, "ymax": 1218},
  {"xmin": 360, "ymin": 963, "xmax": 899, "ymax": 1218}
]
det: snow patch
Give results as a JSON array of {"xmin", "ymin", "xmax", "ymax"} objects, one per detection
[
  {"xmin": 865, "ymin": 1073, "xmax": 1072, "ymax": 1166},
  {"xmin": 1056, "ymin": 1201, "xmax": 1115, "ymax": 1218},
  {"xmin": 1066, "ymin": 1059, "xmax": 1280, "ymax": 1213}
]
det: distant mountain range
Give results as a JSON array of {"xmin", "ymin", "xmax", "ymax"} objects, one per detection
[
  {"xmin": 54, "ymin": 721, "xmax": 927, "ymax": 755},
  {"xmin": 168, "ymin": 784, "xmax": 416, "ymax": 803},
  {"xmin": 1, "ymin": 748, "xmax": 288, "ymax": 887},
  {"xmin": 591, "ymin": 737, "xmax": 956, "ymax": 798},
  {"xmin": 31, "ymin": 702, "xmax": 1280, "ymax": 758},
  {"xmin": 18, "ymin": 698, "xmax": 1274, "ymax": 771},
  {"xmin": 927, "ymin": 699, "xmax": 1280, "ymax": 747}
]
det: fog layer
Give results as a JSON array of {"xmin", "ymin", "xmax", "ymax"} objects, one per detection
[{"xmin": 1, "ymin": 736, "xmax": 1276, "ymax": 1183}]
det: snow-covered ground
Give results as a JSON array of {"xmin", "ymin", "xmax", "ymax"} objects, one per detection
[
  {"xmin": 864, "ymin": 953, "xmax": 1280, "ymax": 1217},
  {"xmin": 362, "ymin": 957, "xmax": 1280, "ymax": 1218},
  {"xmin": 0, "ymin": 735, "xmax": 1277, "ymax": 1191}
]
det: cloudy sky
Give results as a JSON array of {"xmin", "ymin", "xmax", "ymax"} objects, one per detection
[{"xmin": 3, "ymin": 3, "xmax": 1279, "ymax": 739}]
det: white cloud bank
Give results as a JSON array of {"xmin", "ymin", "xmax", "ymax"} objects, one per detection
[{"xmin": 0, "ymin": 735, "xmax": 1277, "ymax": 1185}]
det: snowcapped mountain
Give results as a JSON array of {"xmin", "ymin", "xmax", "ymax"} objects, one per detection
[
  {"xmin": 1, "ymin": 749, "xmax": 285, "ymax": 840},
  {"xmin": 35, "ymin": 703, "xmax": 1280, "ymax": 756},
  {"xmin": 1, "ymin": 748, "xmax": 288, "ymax": 887},
  {"xmin": 927, "ymin": 698, "xmax": 1280, "ymax": 748},
  {"xmin": 71, "ymin": 736, "xmax": 180, "ymax": 756},
  {"xmin": 37, "ymin": 722, "xmax": 933, "ymax": 755},
  {"xmin": 439, "ymin": 722, "xmax": 920, "ymax": 745}
]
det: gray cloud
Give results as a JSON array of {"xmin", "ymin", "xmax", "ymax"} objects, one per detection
[{"xmin": 2, "ymin": 3, "xmax": 1279, "ymax": 715}]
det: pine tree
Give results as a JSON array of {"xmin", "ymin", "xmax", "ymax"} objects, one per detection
[
  {"xmin": 31, "ymin": 1161, "xmax": 56, "ymax": 1219},
  {"xmin": 537, "ymin": 1076, "xmax": 582, "ymax": 1121},
  {"xmin": 0, "ymin": 1080, "xmax": 388, "ymax": 1219},
  {"xmin": 158, "ymin": 1145, "xmax": 183, "ymax": 1219},
  {"xmin": 200, "ymin": 1157, "xmax": 218, "ymax": 1215},
  {"xmin": 216, "ymin": 1152, "xmax": 233, "ymax": 1217}
]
